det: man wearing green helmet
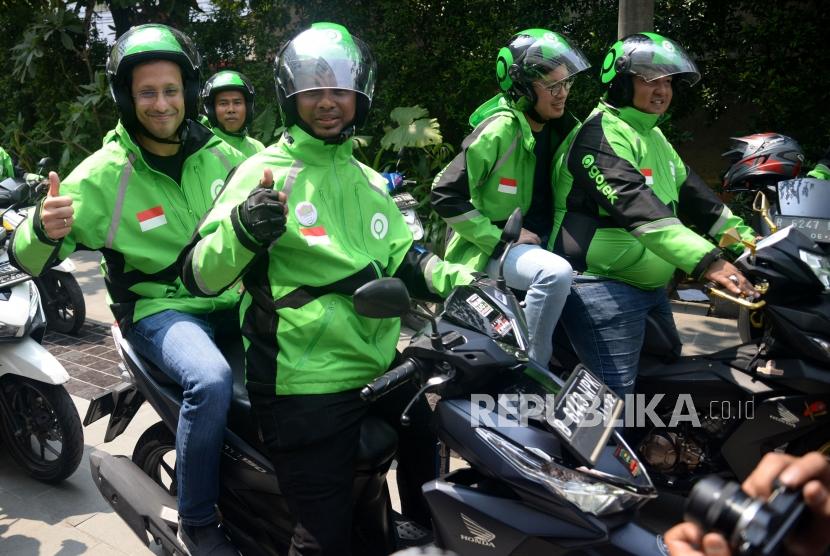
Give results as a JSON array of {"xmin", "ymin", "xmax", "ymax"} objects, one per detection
[
  {"xmin": 431, "ymin": 28, "xmax": 591, "ymax": 369},
  {"xmin": 9, "ymin": 24, "xmax": 246, "ymax": 555},
  {"xmin": 180, "ymin": 22, "xmax": 473, "ymax": 555},
  {"xmin": 201, "ymin": 70, "xmax": 265, "ymax": 157},
  {"xmin": 551, "ymin": 32, "xmax": 757, "ymax": 396}
]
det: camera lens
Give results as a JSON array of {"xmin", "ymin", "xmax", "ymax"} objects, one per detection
[{"xmin": 685, "ymin": 476, "xmax": 764, "ymax": 549}]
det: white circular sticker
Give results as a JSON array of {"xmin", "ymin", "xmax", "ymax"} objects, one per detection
[
  {"xmin": 370, "ymin": 213, "xmax": 389, "ymax": 239},
  {"xmin": 662, "ymin": 40, "xmax": 675, "ymax": 52},
  {"xmin": 210, "ymin": 179, "xmax": 225, "ymax": 199},
  {"xmin": 295, "ymin": 202, "xmax": 318, "ymax": 227}
]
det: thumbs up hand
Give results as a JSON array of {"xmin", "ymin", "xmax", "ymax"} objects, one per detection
[
  {"xmin": 235, "ymin": 168, "xmax": 287, "ymax": 247},
  {"xmin": 41, "ymin": 171, "xmax": 75, "ymax": 241}
]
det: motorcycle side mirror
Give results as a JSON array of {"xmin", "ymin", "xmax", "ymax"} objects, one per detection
[
  {"xmin": 36, "ymin": 157, "xmax": 53, "ymax": 176},
  {"xmin": 497, "ymin": 208, "xmax": 523, "ymax": 290},
  {"xmin": 752, "ymin": 190, "xmax": 778, "ymax": 234},
  {"xmin": 353, "ymin": 278, "xmax": 411, "ymax": 318},
  {"xmin": 354, "ymin": 277, "xmax": 445, "ymax": 350}
]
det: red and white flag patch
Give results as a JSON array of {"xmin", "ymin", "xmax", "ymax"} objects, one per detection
[
  {"xmin": 299, "ymin": 226, "xmax": 331, "ymax": 246},
  {"xmin": 136, "ymin": 205, "xmax": 167, "ymax": 232},
  {"xmin": 641, "ymin": 168, "xmax": 654, "ymax": 185},
  {"xmin": 498, "ymin": 177, "xmax": 518, "ymax": 194}
]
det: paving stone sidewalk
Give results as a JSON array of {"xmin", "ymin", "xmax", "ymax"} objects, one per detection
[{"xmin": 42, "ymin": 322, "xmax": 123, "ymax": 401}]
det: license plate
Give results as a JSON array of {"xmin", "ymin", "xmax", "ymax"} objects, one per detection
[
  {"xmin": 774, "ymin": 216, "xmax": 830, "ymax": 243},
  {"xmin": 550, "ymin": 366, "xmax": 623, "ymax": 466}
]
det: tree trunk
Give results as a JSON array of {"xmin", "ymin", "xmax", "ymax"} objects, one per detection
[{"xmin": 618, "ymin": 0, "xmax": 654, "ymax": 39}]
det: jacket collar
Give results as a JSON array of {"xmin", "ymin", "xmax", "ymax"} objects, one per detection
[
  {"xmin": 281, "ymin": 125, "xmax": 354, "ymax": 165},
  {"xmin": 109, "ymin": 119, "xmax": 218, "ymax": 165},
  {"xmin": 597, "ymin": 100, "xmax": 666, "ymax": 133}
]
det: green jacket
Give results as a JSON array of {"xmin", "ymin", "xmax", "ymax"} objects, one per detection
[
  {"xmin": 181, "ymin": 126, "xmax": 473, "ymax": 396},
  {"xmin": 807, "ymin": 160, "xmax": 830, "ymax": 180},
  {"xmin": 431, "ymin": 94, "xmax": 579, "ymax": 270},
  {"xmin": 552, "ymin": 101, "xmax": 755, "ymax": 290},
  {"xmin": 9, "ymin": 120, "xmax": 246, "ymax": 327},
  {"xmin": 200, "ymin": 116, "xmax": 265, "ymax": 158},
  {"xmin": 0, "ymin": 146, "xmax": 14, "ymax": 179}
]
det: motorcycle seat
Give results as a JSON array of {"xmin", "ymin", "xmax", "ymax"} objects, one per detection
[{"xmin": 133, "ymin": 336, "xmax": 398, "ymax": 473}]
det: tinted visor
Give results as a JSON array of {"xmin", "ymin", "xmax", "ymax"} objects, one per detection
[
  {"xmin": 625, "ymin": 35, "xmax": 700, "ymax": 86},
  {"xmin": 521, "ymin": 32, "xmax": 591, "ymax": 82},
  {"xmin": 277, "ymin": 27, "xmax": 376, "ymax": 100}
]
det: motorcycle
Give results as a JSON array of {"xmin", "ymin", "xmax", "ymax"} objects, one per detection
[
  {"xmin": 84, "ymin": 209, "xmax": 667, "ymax": 555},
  {"xmin": 0, "ymin": 163, "xmax": 86, "ymax": 335},
  {"xmin": 618, "ymin": 194, "xmax": 830, "ymax": 491},
  {"xmin": 0, "ymin": 189, "xmax": 84, "ymax": 483},
  {"xmin": 721, "ymin": 132, "xmax": 830, "ymax": 339}
]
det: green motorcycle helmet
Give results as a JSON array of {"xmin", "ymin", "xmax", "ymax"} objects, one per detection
[
  {"xmin": 275, "ymin": 22, "xmax": 376, "ymax": 141},
  {"xmin": 201, "ymin": 70, "xmax": 256, "ymax": 132},
  {"xmin": 106, "ymin": 24, "xmax": 202, "ymax": 134},
  {"xmin": 599, "ymin": 32, "xmax": 700, "ymax": 107},
  {"xmin": 496, "ymin": 29, "xmax": 591, "ymax": 112}
]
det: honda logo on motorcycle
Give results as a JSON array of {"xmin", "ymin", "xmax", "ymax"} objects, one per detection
[{"xmin": 460, "ymin": 513, "xmax": 496, "ymax": 548}]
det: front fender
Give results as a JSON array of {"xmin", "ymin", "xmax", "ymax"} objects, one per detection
[{"xmin": 0, "ymin": 336, "xmax": 68, "ymax": 385}]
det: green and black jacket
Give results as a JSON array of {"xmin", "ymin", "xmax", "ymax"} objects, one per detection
[
  {"xmin": 552, "ymin": 101, "xmax": 755, "ymax": 290},
  {"xmin": 181, "ymin": 125, "xmax": 473, "ymax": 396},
  {"xmin": 9, "ymin": 120, "xmax": 246, "ymax": 328},
  {"xmin": 431, "ymin": 94, "xmax": 578, "ymax": 270}
]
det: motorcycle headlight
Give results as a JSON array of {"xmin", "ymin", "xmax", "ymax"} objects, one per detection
[
  {"xmin": 476, "ymin": 428, "xmax": 655, "ymax": 516},
  {"xmin": 799, "ymin": 249, "xmax": 830, "ymax": 290}
]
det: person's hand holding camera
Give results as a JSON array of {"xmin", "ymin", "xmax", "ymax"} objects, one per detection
[
  {"xmin": 236, "ymin": 168, "xmax": 288, "ymax": 247},
  {"xmin": 665, "ymin": 452, "xmax": 830, "ymax": 556}
]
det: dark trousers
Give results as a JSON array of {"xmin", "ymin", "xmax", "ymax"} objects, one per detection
[{"xmin": 249, "ymin": 380, "xmax": 437, "ymax": 556}]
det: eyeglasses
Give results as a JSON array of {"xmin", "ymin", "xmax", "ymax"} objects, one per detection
[
  {"xmin": 133, "ymin": 87, "xmax": 183, "ymax": 103},
  {"xmin": 538, "ymin": 77, "xmax": 575, "ymax": 96}
]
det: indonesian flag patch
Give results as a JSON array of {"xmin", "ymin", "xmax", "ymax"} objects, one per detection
[
  {"xmin": 299, "ymin": 226, "xmax": 331, "ymax": 246},
  {"xmin": 641, "ymin": 168, "xmax": 654, "ymax": 185},
  {"xmin": 498, "ymin": 177, "xmax": 518, "ymax": 194},
  {"xmin": 136, "ymin": 205, "xmax": 167, "ymax": 232}
]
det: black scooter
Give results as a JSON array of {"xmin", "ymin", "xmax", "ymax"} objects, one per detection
[
  {"xmin": 610, "ymin": 193, "xmax": 830, "ymax": 491},
  {"xmin": 84, "ymin": 210, "xmax": 666, "ymax": 555}
]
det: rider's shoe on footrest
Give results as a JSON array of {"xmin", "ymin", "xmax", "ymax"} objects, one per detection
[{"xmin": 177, "ymin": 520, "xmax": 240, "ymax": 556}]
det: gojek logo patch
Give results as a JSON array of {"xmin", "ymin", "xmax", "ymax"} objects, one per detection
[
  {"xmin": 580, "ymin": 155, "xmax": 618, "ymax": 203},
  {"xmin": 370, "ymin": 213, "xmax": 389, "ymax": 239},
  {"xmin": 136, "ymin": 205, "xmax": 167, "ymax": 232}
]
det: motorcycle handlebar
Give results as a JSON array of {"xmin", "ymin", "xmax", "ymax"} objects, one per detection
[{"xmin": 360, "ymin": 358, "xmax": 420, "ymax": 402}]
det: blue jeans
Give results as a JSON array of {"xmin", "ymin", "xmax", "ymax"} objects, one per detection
[
  {"xmin": 485, "ymin": 243, "xmax": 572, "ymax": 367},
  {"xmin": 125, "ymin": 309, "xmax": 234, "ymax": 526},
  {"xmin": 561, "ymin": 277, "xmax": 677, "ymax": 397}
]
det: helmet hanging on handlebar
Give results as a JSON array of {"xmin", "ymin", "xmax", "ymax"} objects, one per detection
[
  {"xmin": 722, "ymin": 133, "xmax": 805, "ymax": 190},
  {"xmin": 274, "ymin": 22, "xmax": 376, "ymax": 143},
  {"xmin": 106, "ymin": 24, "xmax": 202, "ymax": 140}
]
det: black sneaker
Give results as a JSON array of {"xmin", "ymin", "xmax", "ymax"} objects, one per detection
[{"xmin": 177, "ymin": 520, "xmax": 240, "ymax": 556}]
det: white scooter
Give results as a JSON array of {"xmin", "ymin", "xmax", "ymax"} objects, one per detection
[
  {"xmin": 0, "ymin": 180, "xmax": 83, "ymax": 483},
  {"xmin": 0, "ymin": 164, "xmax": 86, "ymax": 335}
]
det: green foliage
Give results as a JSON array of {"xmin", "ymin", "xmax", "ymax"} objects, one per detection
[
  {"xmin": 353, "ymin": 105, "xmax": 455, "ymax": 252},
  {"xmin": 1, "ymin": 0, "xmax": 828, "ymax": 194}
]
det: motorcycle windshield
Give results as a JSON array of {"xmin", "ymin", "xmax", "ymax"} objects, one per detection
[{"xmin": 777, "ymin": 178, "xmax": 830, "ymax": 217}]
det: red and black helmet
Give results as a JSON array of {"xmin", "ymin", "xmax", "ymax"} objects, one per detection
[{"xmin": 722, "ymin": 133, "xmax": 804, "ymax": 189}]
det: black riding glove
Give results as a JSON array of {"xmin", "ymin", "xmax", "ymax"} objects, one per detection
[{"xmin": 235, "ymin": 187, "xmax": 287, "ymax": 247}]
